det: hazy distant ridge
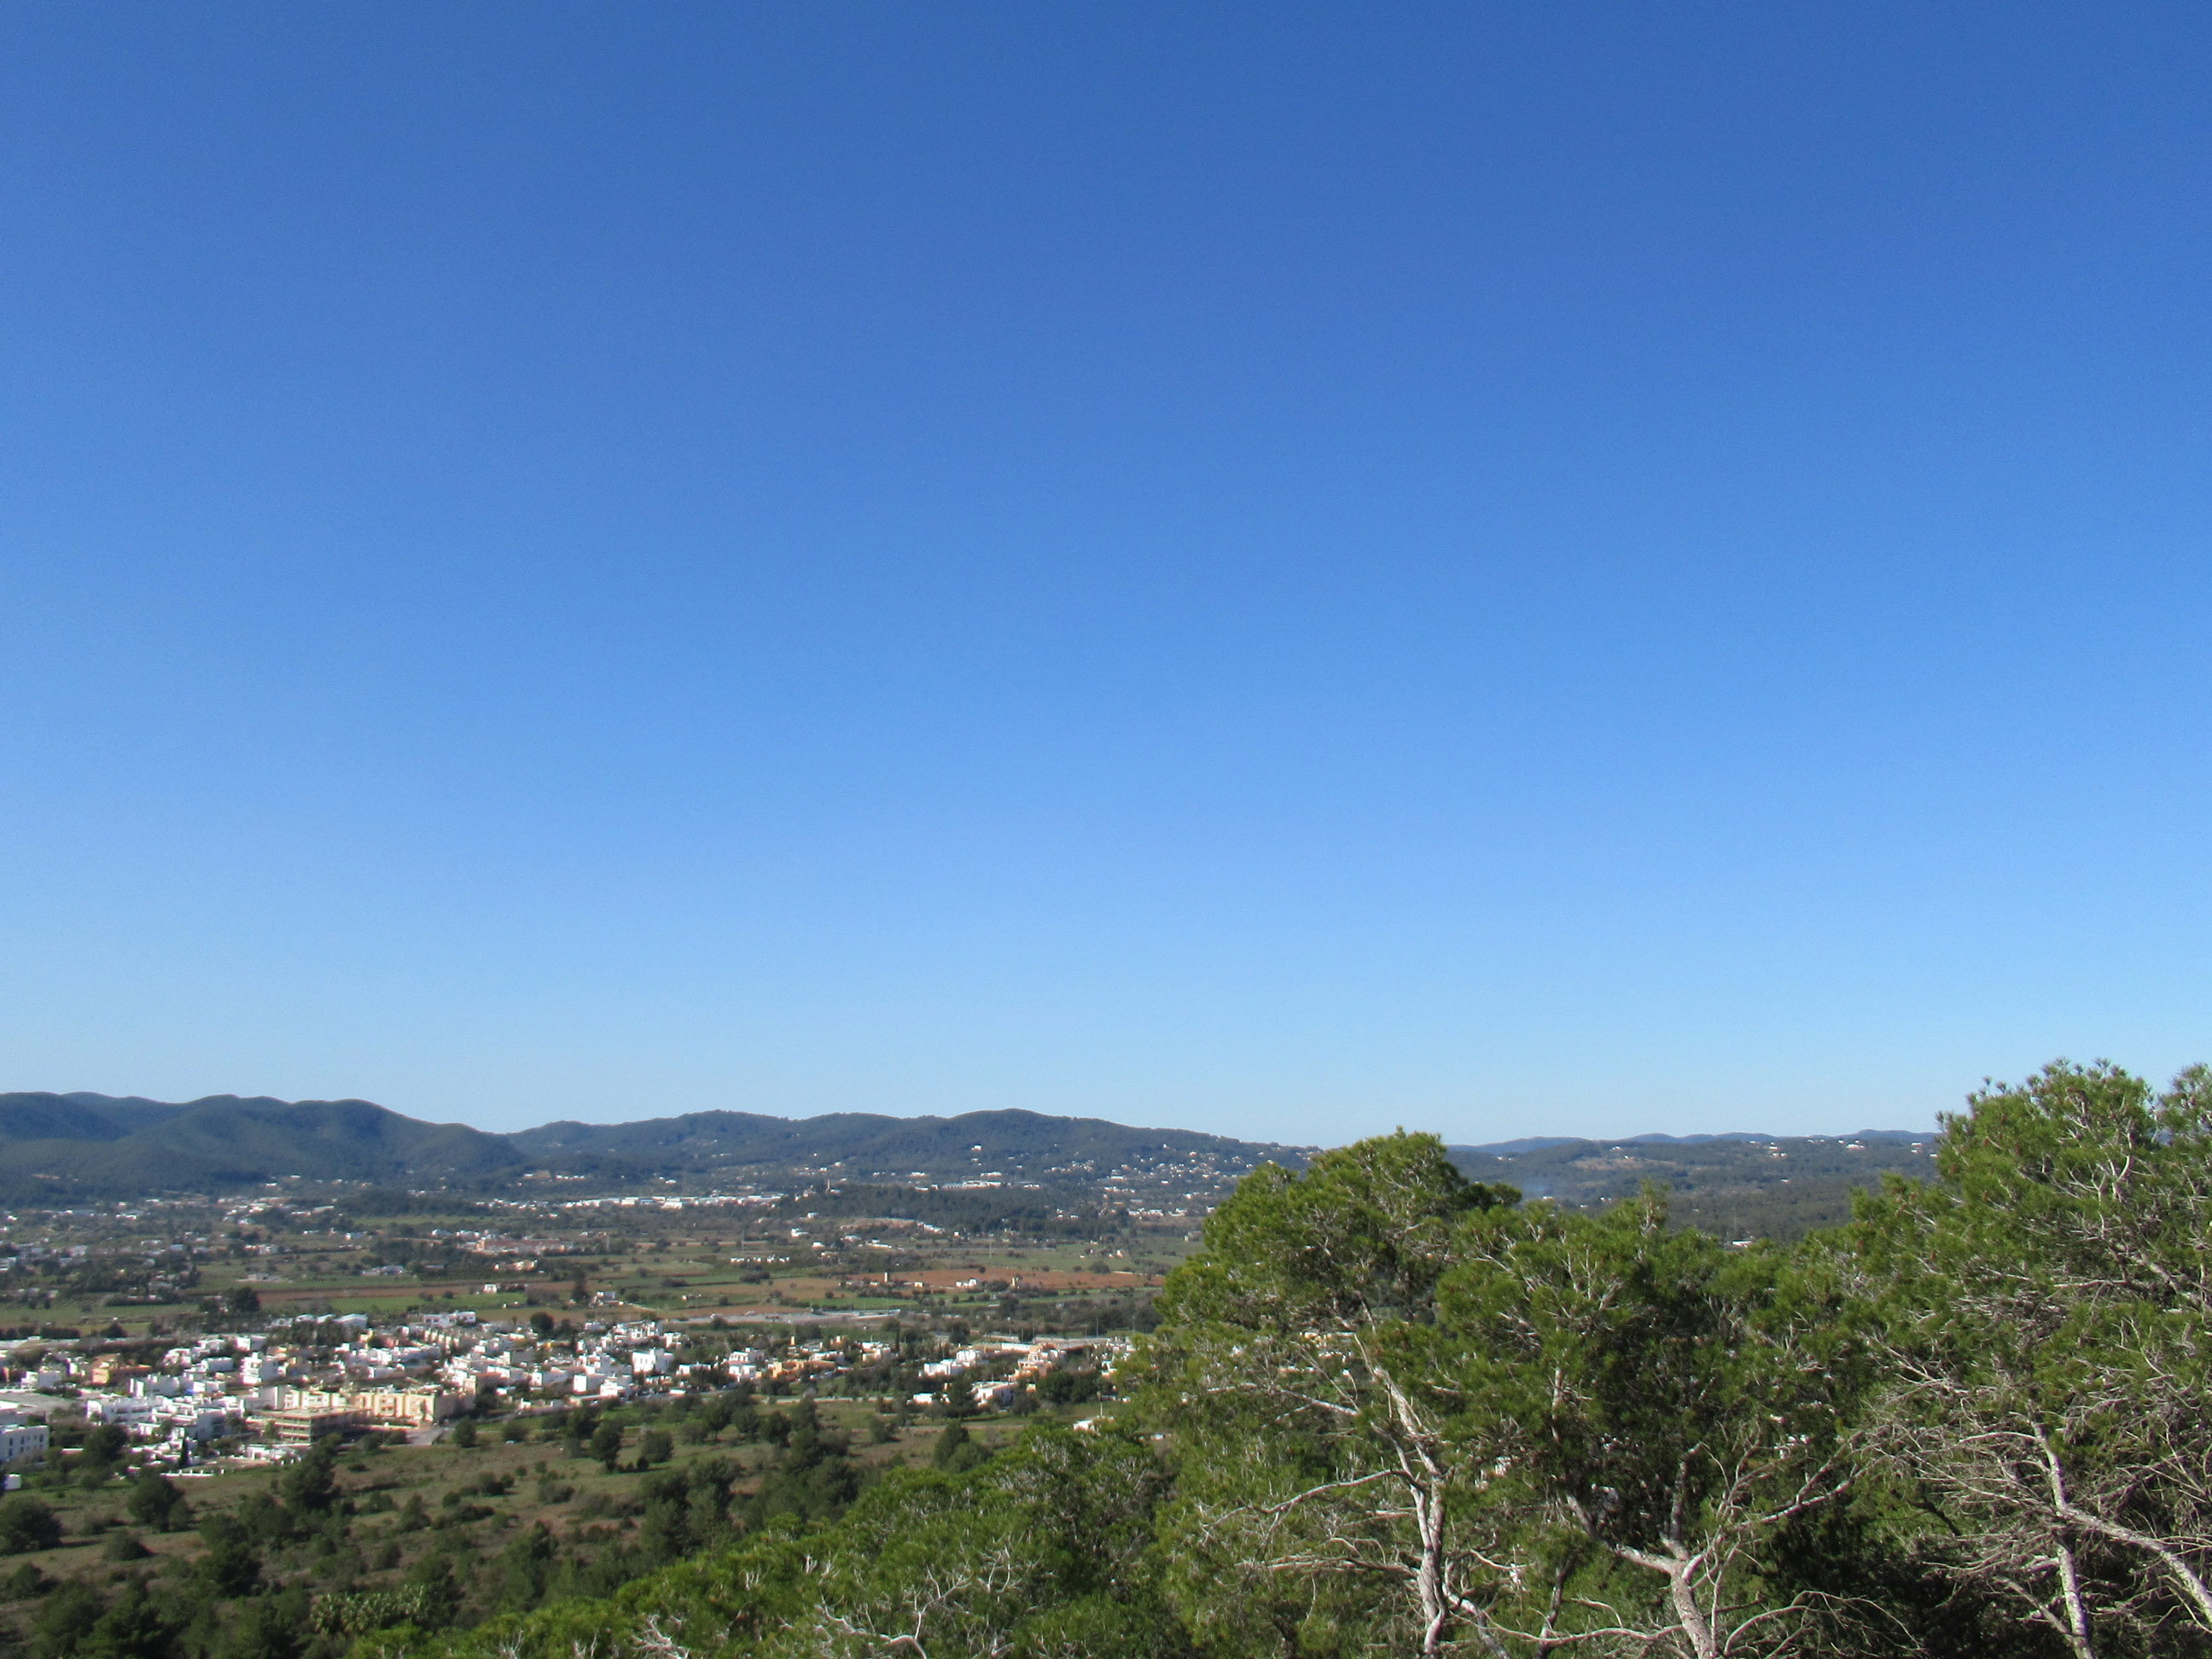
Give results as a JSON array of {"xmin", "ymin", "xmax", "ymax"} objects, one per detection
[
  {"xmin": 0, "ymin": 1091, "xmax": 1932, "ymax": 1229},
  {"xmin": 0, "ymin": 1092, "xmax": 1306, "ymax": 1202},
  {"xmin": 1448, "ymin": 1127, "xmax": 1936, "ymax": 1240}
]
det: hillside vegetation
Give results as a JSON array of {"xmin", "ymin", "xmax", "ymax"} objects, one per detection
[
  {"xmin": 0, "ymin": 1097, "xmax": 524, "ymax": 1201},
  {"xmin": 9, "ymin": 1059, "xmax": 2200, "ymax": 1659},
  {"xmin": 1452, "ymin": 1130, "xmax": 1934, "ymax": 1240},
  {"xmin": 0, "ymin": 1092, "xmax": 1936, "ymax": 1241},
  {"xmin": 0, "ymin": 1097, "xmax": 1301, "ymax": 1204}
]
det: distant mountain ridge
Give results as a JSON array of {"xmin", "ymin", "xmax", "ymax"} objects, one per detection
[
  {"xmin": 1457, "ymin": 1128, "xmax": 1924, "ymax": 1154},
  {"xmin": 1447, "ymin": 1129, "xmax": 1936, "ymax": 1241},
  {"xmin": 508, "ymin": 1106, "xmax": 1274, "ymax": 1182},
  {"xmin": 0, "ymin": 1093, "xmax": 526, "ymax": 1200},
  {"xmin": 0, "ymin": 1091, "xmax": 1934, "ymax": 1228},
  {"xmin": 0, "ymin": 1091, "xmax": 193, "ymax": 1143},
  {"xmin": 0, "ymin": 1092, "xmax": 1306, "ymax": 1202}
]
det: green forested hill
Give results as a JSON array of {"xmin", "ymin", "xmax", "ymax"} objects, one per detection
[
  {"xmin": 0, "ymin": 1094, "xmax": 525, "ymax": 1201},
  {"xmin": 0, "ymin": 1087, "xmax": 1930, "ymax": 1226},
  {"xmin": 0, "ymin": 1094, "xmax": 1301, "ymax": 1202},
  {"xmin": 0, "ymin": 1092, "xmax": 188, "ymax": 1143},
  {"xmin": 506, "ymin": 1105, "xmax": 1285, "ymax": 1185}
]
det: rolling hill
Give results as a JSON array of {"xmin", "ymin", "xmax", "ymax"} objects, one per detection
[
  {"xmin": 0, "ymin": 1093, "xmax": 526, "ymax": 1200},
  {"xmin": 0, "ymin": 1091, "xmax": 1936, "ymax": 1232},
  {"xmin": 0, "ymin": 1093, "xmax": 1304, "ymax": 1202},
  {"xmin": 1448, "ymin": 1129, "xmax": 1934, "ymax": 1240},
  {"xmin": 505, "ymin": 1105, "xmax": 1278, "ymax": 1185}
]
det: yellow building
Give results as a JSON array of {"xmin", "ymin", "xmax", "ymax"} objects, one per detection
[
  {"xmin": 274, "ymin": 1409, "xmax": 358, "ymax": 1445},
  {"xmin": 272, "ymin": 1384, "xmax": 459, "ymax": 1428}
]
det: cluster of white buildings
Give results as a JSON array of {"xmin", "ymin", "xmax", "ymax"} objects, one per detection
[
  {"xmin": 723, "ymin": 1335, "xmax": 895, "ymax": 1388},
  {"xmin": 448, "ymin": 1318, "xmax": 689, "ymax": 1401},
  {"xmin": 394, "ymin": 1314, "xmax": 741, "ymax": 1405},
  {"xmin": 2, "ymin": 1301, "xmax": 1131, "ymax": 1468},
  {"xmin": 911, "ymin": 1336, "xmax": 1122, "ymax": 1409},
  {"xmin": 4, "ymin": 1313, "xmax": 492, "ymax": 1451},
  {"xmin": 7, "ymin": 1311, "xmax": 853, "ymax": 1453}
]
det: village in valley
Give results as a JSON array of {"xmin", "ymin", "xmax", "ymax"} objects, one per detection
[
  {"xmin": 0, "ymin": 1169, "xmax": 1190, "ymax": 1640},
  {"xmin": 2, "ymin": 1303, "xmax": 1126, "ymax": 1457},
  {"xmin": 0, "ymin": 1174, "xmax": 1182, "ymax": 1440}
]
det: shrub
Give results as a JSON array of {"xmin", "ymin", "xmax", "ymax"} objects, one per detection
[
  {"xmin": 31, "ymin": 1577, "xmax": 101, "ymax": 1658},
  {"xmin": 930, "ymin": 1423, "xmax": 987, "ymax": 1474},
  {"xmin": 589, "ymin": 1423, "xmax": 623, "ymax": 1470},
  {"xmin": 125, "ymin": 1473, "xmax": 189, "ymax": 1534},
  {"xmin": 0, "ymin": 1494, "xmax": 62, "ymax": 1555}
]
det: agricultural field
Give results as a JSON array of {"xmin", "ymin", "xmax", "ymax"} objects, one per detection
[{"xmin": 0, "ymin": 1181, "xmax": 1202, "ymax": 1346}]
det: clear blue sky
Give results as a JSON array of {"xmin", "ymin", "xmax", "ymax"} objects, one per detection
[{"xmin": 4, "ymin": 5, "xmax": 2208, "ymax": 1144}]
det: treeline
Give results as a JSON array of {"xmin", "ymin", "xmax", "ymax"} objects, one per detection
[
  {"xmin": 767, "ymin": 1184, "xmax": 1123, "ymax": 1240},
  {"xmin": 1460, "ymin": 1134, "xmax": 1935, "ymax": 1243},
  {"xmin": 1, "ymin": 1258, "xmax": 199, "ymax": 1312},
  {"xmin": 343, "ymin": 1194, "xmax": 498, "ymax": 1221},
  {"xmin": 1659, "ymin": 1172, "xmax": 1874, "ymax": 1240},
  {"xmin": 1132, "ymin": 1060, "xmax": 2212, "ymax": 1657}
]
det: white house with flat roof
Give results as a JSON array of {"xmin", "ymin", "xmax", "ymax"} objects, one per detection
[{"xmin": 0, "ymin": 1411, "xmax": 48, "ymax": 1467}]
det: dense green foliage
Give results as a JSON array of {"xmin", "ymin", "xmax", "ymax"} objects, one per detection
[
  {"xmin": 336, "ymin": 1428, "xmax": 1185, "ymax": 1659},
  {"xmin": 1128, "ymin": 1060, "xmax": 2212, "ymax": 1657},
  {"xmin": 0, "ymin": 1498, "xmax": 63, "ymax": 1557},
  {"xmin": 1833, "ymin": 1062, "xmax": 2212, "ymax": 1658}
]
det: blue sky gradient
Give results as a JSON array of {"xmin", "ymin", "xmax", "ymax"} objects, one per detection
[{"xmin": 4, "ymin": 5, "xmax": 2209, "ymax": 1141}]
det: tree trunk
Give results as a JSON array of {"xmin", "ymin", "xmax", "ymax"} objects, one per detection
[
  {"xmin": 1415, "ymin": 1480, "xmax": 1448, "ymax": 1656},
  {"xmin": 1667, "ymin": 1564, "xmax": 1720, "ymax": 1659},
  {"xmin": 2054, "ymin": 1540, "xmax": 2097, "ymax": 1659},
  {"xmin": 2036, "ymin": 1429, "xmax": 2098, "ymax": 1659}
]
